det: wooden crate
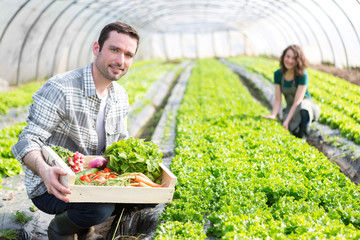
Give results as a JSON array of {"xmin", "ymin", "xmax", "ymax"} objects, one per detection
[{"xmin": 42, "ymin": 146, "xmax": 177, "ymax": 203}]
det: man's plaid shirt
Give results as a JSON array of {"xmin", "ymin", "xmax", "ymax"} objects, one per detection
[{"xmin": 12, "ymin": 63, "xmax": 129, "ymax": 198}]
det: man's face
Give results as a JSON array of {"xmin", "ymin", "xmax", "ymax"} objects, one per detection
[{"xmin": 93, "ymin": 31, "xmax": 138, "ymax": 81}]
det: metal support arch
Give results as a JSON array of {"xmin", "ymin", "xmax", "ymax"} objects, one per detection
[
  {"xmin": 295, "ymin": 1, "xmax": 336, "ymax": 66},
  {"xmin": 331, "ymin": 0, "xmax": 360, "ymax": 67},
  {"xmin": 63, "ymin": 6, "xmax": 122, "ymax": 70},
  {"xmin": 276, "ymin": 3, "xmax": 311, "ymax": 45},
  {"xmin": 73, "ymin": 2, "xmax": 140, "ymax": 69},
  {"xmin": 51, "ymin": 2, "xmax": 95, "ymax": 76},
  {"xmin": 285, "ymin": 4, "xmax": 324, "ymax": 62},
  {"xmin": 132, "ymin": 0, "xmax": 305, "ymax": 58},
  {"xmin": 241, "ymin": 4, "xmax": 299, "ymax": 54},
  {"xmin": 310, "ymin": 0, "xmax": 349, "ymax": 68},
  {"xmin": 79, "ymin": 2, "xmax": 148, "ymax": 63},
  {"xmin": 77, "ymin": 5, "xmax": 138, "ymax": 68},
  {"xmin": 15, "ymin": 0, "xmax": 56, "ymax": 85},
  {"xmin": 0, "ymin": 0, "xmax": 30, "ymax": 45},
  {"xmin": 35, "ymin": 1, "xmax": 77, "ymax": 81}
]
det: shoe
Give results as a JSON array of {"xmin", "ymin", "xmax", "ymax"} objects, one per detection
[
  {"xmin": 296, "ymin": 125, "xmax": 309, "ymax": 139},
  {"xmin": 48, "ymin": 211, "xmax": 87, "ymax": 240}
]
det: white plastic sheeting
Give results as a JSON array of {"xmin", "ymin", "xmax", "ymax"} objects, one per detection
[{"xmin": 0, "ymin": 0, "xmax": 359, "ymax": 85}]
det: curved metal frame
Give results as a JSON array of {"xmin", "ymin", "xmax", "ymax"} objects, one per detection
[
  {"xmin": 0, "ymin": 0, "xmax": 30, "ymax": 45},
  {"xmin": 285, "ymin": 3, "xmax": 324, "ymax": 61},
  {"xmin": 73, "ymin": 3, "xmax": 131, "ymax": 68},
  {"xmin": 0, "ymin": 0, "xmax": 359, "ymax": 85},
  {"xmin": 331, "ymin": 0, "xmax": 360, "ymax": 67},
  {"xmin": 35, "ymin": 1, "xmax": 77, "ymax": 80},
  {"xmin": 296, "ymin": 1, "xmax": 336, "ymax": 65},
  {"xmin": 16, "ymin": 0, "xmax": 56, "ymax": 85},
  {"xmin": 51, "ymin": 2, "xmax": 95, "ymax": 76},
  {"xmin": 310, "ymin": 0, "xmax": 349, "ymax": 67}
]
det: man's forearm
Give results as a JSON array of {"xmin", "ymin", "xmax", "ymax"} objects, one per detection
[
  {"xmin": 22, "ymin": 150, "xmax": 71, "ymax": 201},
  {"xmin": 23, "ymin": 150, "xmax": 50, "ymax": 178}
]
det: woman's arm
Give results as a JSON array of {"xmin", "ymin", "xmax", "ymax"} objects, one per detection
[
  {"xmin": 282, "ymin": 85, "xmax": 307, "ymax": 130},
  {"xmin": 264, "ymin": 84, "xmax": 282, "ymax": 120}
]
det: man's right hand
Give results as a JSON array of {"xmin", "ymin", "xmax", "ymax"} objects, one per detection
[
  {"xmin": 39, "ymin": 165, "xmax": 71, "ymax": 202},
  {"xmin": 23, "ymin": 151, "xmax": 71, "ymax": 202}
]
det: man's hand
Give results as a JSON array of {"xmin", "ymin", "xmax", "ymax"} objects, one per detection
[
  {"xmin": 39, "ymin": 165, "xmax": 71, "ymax": 202},
  {"xmin": 23, "ymin": 151, "xmax": 71, "ymax": 202}
]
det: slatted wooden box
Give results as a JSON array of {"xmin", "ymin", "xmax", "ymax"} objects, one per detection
[{"xmin": 41, "ymin": 146, "xmax": 177, "ymax": 203}]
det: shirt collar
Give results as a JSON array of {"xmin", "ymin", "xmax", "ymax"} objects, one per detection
[
  {"xmin": 83, "ymin": 63, "xmax": 97, "ymax": 97},
  {"xmin": 83, "ymin": 63, "xmax": 115, "ymax": 99}
]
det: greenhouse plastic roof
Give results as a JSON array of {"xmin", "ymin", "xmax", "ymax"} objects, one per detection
[{"xmin": 0, "ymin": 0, "xmax": 360, "ymax": 85}]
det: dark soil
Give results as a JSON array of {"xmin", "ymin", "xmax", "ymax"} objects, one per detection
[{"xmin": 309, "ymin": 64, "xmax": 360, "ymax": 85}]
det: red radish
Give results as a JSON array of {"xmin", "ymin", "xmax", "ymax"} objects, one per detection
[
  {"xmin": 88, "ymin": 157, "xmax": 108, "ymax": 169},
  {"xmin": 66, "ymin": 152, "xmax": 85, "ymax": 173}
]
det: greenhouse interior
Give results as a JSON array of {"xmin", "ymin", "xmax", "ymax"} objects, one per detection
[{"xmin": 1, "ymin": 0, "xmax": 360, "ymax": 239}]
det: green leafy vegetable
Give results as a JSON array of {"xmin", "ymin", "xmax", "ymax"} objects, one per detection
[
  {"xmin": 51, "ymin": 146, "xmax": 73, "ymax": 161},
  {"xmin": 104, "ymin": 137, "xmax": 163, "ymax": 182},
  {"xmin": 51, "ymin": 146, "xmax": 84, "ymax": 173}
]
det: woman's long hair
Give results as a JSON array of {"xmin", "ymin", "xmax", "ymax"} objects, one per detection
[{"xmin": 280, "ymin": 45, "xmax": 308, "ymax": 77}]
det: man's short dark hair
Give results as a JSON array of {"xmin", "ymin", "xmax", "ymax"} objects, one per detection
[{"xmin": 98, "ymin": 22, "xmax": 140, "ymax": 52}]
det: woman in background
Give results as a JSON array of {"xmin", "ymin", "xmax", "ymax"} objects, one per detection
[{"xmin": 264, "ymin": 45, "xmax": 320, "ymax": 138}]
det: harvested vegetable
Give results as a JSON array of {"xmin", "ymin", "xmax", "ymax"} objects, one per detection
[
  {"xmin": 131, "ymin": 172, "xmax": 163, "ymax": 187},
  {"xmin": 76, "ymin": 169, "xmax": 163, "ymax": 187},
  {"xmin": 88, "ymin": 157, "xmax": 108, "ymax": 169},
  {"xmin": 104, "ymin": 137, "xmax": 163, "ymax": 183},
  {"xmin": 76, "ymin": 168, "xmax": 132, "ymax": 186},
  {"xmin": 52, "ymin": 146, "xmax": 84, "ymax": 173}
]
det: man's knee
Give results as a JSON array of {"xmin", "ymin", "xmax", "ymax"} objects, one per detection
[{"xmin": 68, "ymin": 203, "xmax": 115, "ymax": 227}]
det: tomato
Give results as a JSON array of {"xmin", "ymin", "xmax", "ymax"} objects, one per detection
[
  {"xmin": 103, "ymin": 168, "xmax": 111, "ymax": 173},
  {"xmin": 108, "ymin": 174, "xmax": 117, "ymax": 179},
  {"xmin": 80, "ymin": 175, "xmax": 91, "ymax": 183},
  {"xmin": 94, "ymin": 175, "xmax": 106, "ymax": 182},
  {"xmin": 87, "ymin": 173, "xmax": 96, "ymax": 179}
]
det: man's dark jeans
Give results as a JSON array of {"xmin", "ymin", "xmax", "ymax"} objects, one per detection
[{"xmin": 32, "ymin": 192, "xmax": 115, "ymax": 227}]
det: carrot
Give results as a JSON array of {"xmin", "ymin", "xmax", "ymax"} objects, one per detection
[
  {"xmin": 138, "ymin": 173, "xmax": 153, "ymax": 181},
  {"xmin": 125, "ymin": 184, "xmax": 137, "ymax": 187},
  {"xmin": 137, "ymin": 181, "xmax": 152, "ymax": 187},
  {"xmin": 133, "ymin": 174, "xmax": 163, "ymax": 188}
]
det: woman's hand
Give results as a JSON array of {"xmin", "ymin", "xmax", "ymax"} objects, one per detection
[
  {"xmin": 283, "ymin": 119, "xmax": 290, "ymax": 130},
  {"xmin": 265, "ymin": 85, "xmax": 282, "ymax": 121},
  {"xmin": 263, "ymin": 115, "xmax": 276, "ymax": 120}
]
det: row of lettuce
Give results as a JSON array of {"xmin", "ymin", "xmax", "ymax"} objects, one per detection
[
  {"xmin": 0, "ymin": 60, "xmax": 180, "ymax": 187},
  {"xmin": 227, "ymin": 56, "xmax": 360, "ymax": 144},
  {"xmin": 154, "ymin": 59, "xmax": 360, "ymax": 239},
  {"xmin": 2, "ymin": 57, "xmax": 360, "ymax": 238},
  {"xmin": 0, "ymin": 59, "xmax": 175, "ymax": 115}
]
